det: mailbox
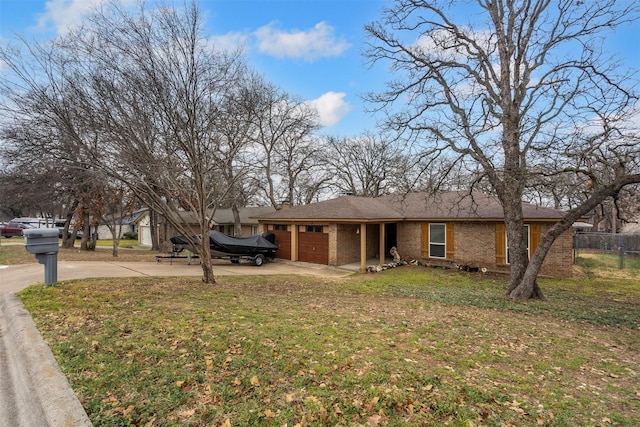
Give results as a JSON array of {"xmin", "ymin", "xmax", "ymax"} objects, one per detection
[{"xmin": 24, "ymin": 228, "xmax": 60, "ymax": 254}]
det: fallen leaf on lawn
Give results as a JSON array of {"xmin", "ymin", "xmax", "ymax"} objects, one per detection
[
  {"xmin": 368, "ymin": 414, "xmax": 382, "ymax": 426},
  {"xmin": 602, "ymin": 417, "xmax": 611, "ymax": 424},
  {"xmin": 179, "ymin": 408, "xmax": 195, "ymax": 417},
  {"xmin": 175, "ymin": 380, "xmax": 185, "ymax": 387},
  {"xmin": 233, "ymin": 377, "xmax": 241, "ymax": 386},
  {"xmin": 223, "ymin": 356, "xmax": 232, "ymax": 366},
  {"xmin": 250, "ymin": 375, "xmax": 260, "ymax": 386},
  {"xmin": 205, "ymin": 357, "xmax": 213, "ymax": 371},
  {"xmin": 122, "ymin": 405, "xmax": 135, "ymax": 416},
  {"xmin": 221, "ymin": 418, "xmax": 231, "ymax": 427},
  {"xmin": 264, "ymin": 409, "xmax": 275, "ymax": 417},
  {"xmin": 285, "ymin": 393, "xmax": 295, "ymax": 403}
]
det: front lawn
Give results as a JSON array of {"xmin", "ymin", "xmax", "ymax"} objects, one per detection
[{"xmin": 18, "ymin": 266, "xmax": 640, "ymax": 426}]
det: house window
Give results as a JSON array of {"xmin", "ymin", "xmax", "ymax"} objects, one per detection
[
  {"xmin": 506, "ymin": 225, "xmax": 530, "ymax": 264},
  {"xmin": 429, "ymin": 224, "xmax": 446, "ymax": 259},
  {"xmin": 306, "ymin": 225, "xmax": 323, "ymax": 233},
  {"xmin": 273, "ymin": 224, "xmax": 288, "ymax": 231}
]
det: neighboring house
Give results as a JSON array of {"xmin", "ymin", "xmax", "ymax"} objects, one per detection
[
  {"xmin": 254, "ymin": 191, "xmax": 575, "ymax": 278},
  {"xmin": 211, "ymin": 206, "xmax": 276, "ymax": 236},
  {"xmin": 96, "ymin": 209, "xmax": 147, "ymax": 240},
  {"xmin": 621, "ymin": 220, "xmax": 640, "ymax": 234},
  {"xmin": 135, "ymin": 206, "xmax": 276, "ymax": 246},
  {"xmin": 136, "ymin": 210, "xmax": 201, "ymax": 246}
]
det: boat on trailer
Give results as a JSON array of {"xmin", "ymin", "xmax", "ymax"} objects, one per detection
[{"xmin": 169, "ymin": 231, "xmax": 278, "ymax": 266}]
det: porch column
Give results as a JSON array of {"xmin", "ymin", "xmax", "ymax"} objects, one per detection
[
  {"xmin": 379, "ymin": 223, "xmax": 385, "ymax": 266},
  {"xmin": 360, "ymin": 223, "xmax": 367, "ymax": 272},
  {"xmin": 291, "ymin": 224, "xmax": 299, "ymax": 261}
]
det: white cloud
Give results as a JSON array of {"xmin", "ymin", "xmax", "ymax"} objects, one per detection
[
  {"xmin": 207, "ymin": 32, "xmax": 248, "ymax": 53},
  {"xmin": 36, "ymin": 0, "xmax": 106, "ymax": 35},
  {"xmin": 307, "ymin": 91, "xmax": 352, "ymax": 127},
  {"xmin": 254, "ymin": 21, "xmax": 350, "ymax": 61}
]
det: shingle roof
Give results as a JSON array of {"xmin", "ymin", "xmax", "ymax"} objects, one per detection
[
  {"xmin": 212, "ymin": 206, "xmax": 276, "ymax": 225},
  {"xmin": 254, "ymin": 191, "xmax": 566, "ymax": 222},
  {"xmin": 254, "ymin": 196, "xmax": 404, "ymax": 222}
]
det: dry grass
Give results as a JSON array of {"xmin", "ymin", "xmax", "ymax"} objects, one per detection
[{"xmin": 18, "ymin": 267, "xmax": 640, "ymax": 426}]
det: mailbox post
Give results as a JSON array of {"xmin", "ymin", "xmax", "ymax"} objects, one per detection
[{"xmin": 24, "ymin": 228, "xmax": 60, "ymax": 287}]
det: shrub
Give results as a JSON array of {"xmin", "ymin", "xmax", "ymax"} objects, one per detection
[{"xmin": 123, "ymin": 231, "xmax": 138, "ymax": 240}]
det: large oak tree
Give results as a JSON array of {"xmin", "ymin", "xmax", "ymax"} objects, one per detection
[{"xmin": 365, "ymin": 0, "xmax": 640, "ymax": 300}]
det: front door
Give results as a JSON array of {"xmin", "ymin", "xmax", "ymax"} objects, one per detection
[{"xmin": 384, "ymin": 223, "xmax": 397, "ymax": 258}]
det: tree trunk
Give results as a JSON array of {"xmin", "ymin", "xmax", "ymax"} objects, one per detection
[
  {"xmin": 508, "ymin": 221, "xmax": 569, "ymax": 301},
  {"xmin": 150, "ymin": 208, "xmax": 160, "ymax": 251},
  {"xmin": 80, "ymin": 212, "xmax": 92, "ymax": 250},
  {"xmin": 510, "ymin": 275, "xmax": 545, "ymax": 301},
  {"xmin": 62, "ymin": 201, "xmax": 79, "ymax": 248},
  {"xmin": 509, "ymin": 257, "xmax": 546, "ymax": 301},
  {"xmin": 232, "ymin": 204, "xmax": 241, "ymax": 236},
  {"xmin": 199, "ymin": 233, "xmax": 216, "ymax": 284},
  {"xmin": 112, "ymin": 235, "xmax": 120, "ymax": 257},
  {"xmin": 500, "ymin": 192, "xmax": 530, "ymax": 295}
]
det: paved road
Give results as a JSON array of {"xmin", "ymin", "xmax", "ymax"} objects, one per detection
[{"xmin": 0, "ymin": 258, "xmax": 353, "ymax": 426}]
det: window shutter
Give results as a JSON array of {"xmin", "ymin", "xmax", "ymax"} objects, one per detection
[
  {"xmin": 421, "ymin": 223, "xmax": 429, "ymax": 258},
  {"xmin": 530, "ymin": 223, "xmax": 541, "ymax": 255},
  {"xmin": 446, "ymin": 223, "xmax": 454, "ymax": 259},
  {"xmin": 496, "ymin": 223, "xmax": 506, "ymax": 264}
]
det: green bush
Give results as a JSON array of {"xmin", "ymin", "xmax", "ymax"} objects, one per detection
[{"xmin": 123, "ymin": 231, "xmax": 138, "ymax": 240}]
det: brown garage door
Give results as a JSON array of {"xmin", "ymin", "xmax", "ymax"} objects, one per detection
[
  {"xmin": 272, "ymin": 230, "xmax": 291, "ymax": 260},
  {"xmin": 298, "ymin": 228, "xmax": 328, "ymax": 264}
]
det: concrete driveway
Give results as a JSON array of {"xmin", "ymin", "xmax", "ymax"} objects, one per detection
[{"xmin": 0, "ymin": 258, "xmax": 354, "ymax": 296}]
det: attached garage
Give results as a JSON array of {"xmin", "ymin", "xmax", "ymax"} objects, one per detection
[
  {"xmin": 297, "ymin": 225, "xmax": 329, "ymax": 264},
  {"xmin": 269, "ymin": 225, "xmax": 292, "ymax": 260}
]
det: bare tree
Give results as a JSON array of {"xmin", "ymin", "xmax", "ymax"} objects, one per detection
[
  {"xmin": 216, "ymin": 74, "xmax": 263, "ymax": 236},
  {"xmin": 74, "ymin": 2, "xmax": 252, "ymax": 283},
  {"xmin": 324, "ymin": 133, "xmax": 393, "ymax": 197},
  {"xmin": 248, "ymin": 79, "xmax": 324, "ymax": 206},
  {"xmin": 98, "ymin": 181, "xmax": 137, "ymax": 257},
  {"xmin": 0, "ymin": 76, "xmax": 103, "ymax": 248},
  {"xmin": 0, "ymin": 2, "xmax": 252, "ymax": 283},
  {"xmin": 365, "ymin": 0, "xmax": 640, "ymax": 300},
  {"xmin": 323, "ymin": 132, "xmax": 433, "ymax": 197}
]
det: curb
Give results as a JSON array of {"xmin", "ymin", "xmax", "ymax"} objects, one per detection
[{"xmin": 0, "ymin": 294, "xmax": 92, "ymax": 426}]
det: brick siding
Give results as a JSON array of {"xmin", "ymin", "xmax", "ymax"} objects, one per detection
[{"xmin": 397, "ymin": 221, "xmax": 573, "ymax": 278}]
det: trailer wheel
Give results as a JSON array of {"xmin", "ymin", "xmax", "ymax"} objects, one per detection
[
  {"xmin": 253, "ymin": 254, "xmax": 265, "ymax": 266},
  {"xmin": 230, "ymin": 257, "xmax": 240, "ymax": 264}
]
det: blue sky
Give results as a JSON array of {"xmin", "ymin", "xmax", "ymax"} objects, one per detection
[{"xmin": 1, "ymin": 0, "xmax": 638, "ymax": 137}]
